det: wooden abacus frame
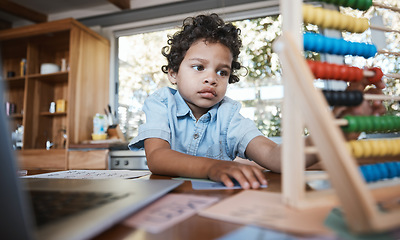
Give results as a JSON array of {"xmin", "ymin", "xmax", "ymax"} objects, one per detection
[{"xmin": 276, "ymin": 0, "xmax": 400, "ymax": 233}]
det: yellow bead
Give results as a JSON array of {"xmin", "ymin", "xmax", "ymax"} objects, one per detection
[
  {"xmin": 350, "ymin": 141, "xmax": 363, "ymax": 158},
  {"xmin": 361, "ymin": 140, "xmax": 373, "ymax": 157},
  {"xmin": 369, "ymin": 140, "xmax": 378, "ymax": 157},
  {"xmin": 338, "ymin": 13, "xmax": 348, "ymax": 30},
  {"xmin": 302, "ymin": 5, "xmax": 312, "ymax": 24},
  {"xmin": 389, "ymin": 139, "xmax": 395, "ymax": 156},
  {"xmin": 376, "ymin": 140, "xmax": 386, "ymax": 157},
  {"xmin": 314, "ymin": 7, "xmax": 325, "ymax": 26},
  {"xmin": 393, "ymin": 139, "xmax": 400, "ymax": 155},
  {"xmin": 323, "ymin": 11, "xmax": 335, "ymax": 29},
  {"xmin": 379, "ymin": 140, "xmax": 391, "ymax": 157},
  {"xmin": 346, "ymin": 15, "xmax": 355, "ymax": 32},
  {"xmin": 330, "ymin": 11, "xmax": 342, "ymax": 29},
  {"xmin": 353, "ymin": 18, "xmax": 369, "ymax": 33}
]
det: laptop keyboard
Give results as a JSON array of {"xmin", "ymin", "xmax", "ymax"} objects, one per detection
[{"xmin": 29, "ymin": 190, "xmax": 129, "ymax": 227}]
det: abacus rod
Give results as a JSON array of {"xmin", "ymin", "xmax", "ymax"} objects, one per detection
[
  {"xmin": 363, "ymin": 69, "xmax": 375, "ymax": 78},
  {"xmin": 373, "ymin": 2, "xmax": 400, "ymax": 13},
  {"xmin": 335, "ymin": 118, "xmax": 348, "ymax": 127},
  {"xmin": 385, "ymin": 73, "xmax": 400, "ymax": 79},
  {"xmin": 378, "ymin": 50, "xmax": 400, "ymax": 57},
  {"xmin": 305, "ymin": 172, "xmax": 329, "ymax": 182},
  {"xmin": 370, "ymin": 25, "xmax": 400, "ymax": 34},
  {"xmin": 363, "ymin": 70, "xmax": 400, "ymax": 79},
  {"xmin": 364, "ymin": 94, "xmax": 400, "ymax": 101}
]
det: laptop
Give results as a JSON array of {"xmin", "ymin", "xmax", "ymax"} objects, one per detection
[{"xmin": 0, "ymin": 81, "xmax": 183, "ymax": 240}]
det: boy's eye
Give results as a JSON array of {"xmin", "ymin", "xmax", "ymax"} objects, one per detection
[
  {"xmin": 217, "ymin": 70, "xmax": 229, "ymax": 77},
  {"xmin": 193, "ymin": 65, "xmax": 204, "ymax": 71}
]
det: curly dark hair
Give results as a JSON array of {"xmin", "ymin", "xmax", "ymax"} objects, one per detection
[{"xmin": 161, "ymin": 13, "xmax": 243, "ymax": 84}]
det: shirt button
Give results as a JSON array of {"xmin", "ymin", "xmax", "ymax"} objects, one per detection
[{"xmin": 193, "ymin": 133, "xmax": 199, "ymax": 139}]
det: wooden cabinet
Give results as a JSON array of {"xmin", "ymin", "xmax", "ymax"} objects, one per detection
[
  {"xmin": 68, "ymin": 150, "xmax": 109, "ymax": 170},
  {"xmin": 0, "ymin": 18, "xmax": 110, "ymax": 170}
]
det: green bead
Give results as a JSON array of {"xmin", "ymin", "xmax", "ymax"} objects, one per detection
[
  {"xmin": 337, "ymin": 0, "xmax": 347, "ymax": 7},
  {"xmin": 364, "ymin": 116, "xmax": 374, "ymax": 132},
  {"xmin": 385, "ymin": 116, "xmax": 395, "ymax": 132},
  {"xmin": 379, "ymin": 116, "xmax": 389, "ymax": 132},
  {"xmin": 356, "ymin": 0, "xmax": 372, "ymax": 10},
  {"xmin": 388, "ymin": 116, "xmax": 400, "ymax": 132},
  {"xmin": 370, "ymin": 116, "xmax": 378, "ymax": 132},
  {"xmin": 345, "ymin": 0, "xmax": 357, "ymax": 8},
  {"xmin": 394, "ymin": 117, "xmax": 400, "ymax": 132},
  {"xmin": 343, "ymin": 115, "xmax": 357, "ymax": 132}
]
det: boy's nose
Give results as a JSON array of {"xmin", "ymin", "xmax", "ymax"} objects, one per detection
[{"xmin": 203, "ymin": 73, "xmax": 217, "ymax": 85}]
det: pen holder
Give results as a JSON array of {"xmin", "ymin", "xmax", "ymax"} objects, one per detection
[{"xmin": 107, "ymin": 124, "xmax": 125, "ymax": 141}]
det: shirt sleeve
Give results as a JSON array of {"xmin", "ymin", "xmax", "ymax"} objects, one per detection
[
  {"xmin": 226, "ymin": 104, "xmax": 263, "ymax": 159},
  {"xmin": 128, "ymin": 90, "xmax": 171, "ymax": 149}
]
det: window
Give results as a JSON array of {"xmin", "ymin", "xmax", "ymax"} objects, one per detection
[
  {"xmin": 117, "ymin": 15, "xmax": 285, "ymax": 141},
  {"xmin": 340, "ymin": 3, "xmax": 400, "ymax": 115}
]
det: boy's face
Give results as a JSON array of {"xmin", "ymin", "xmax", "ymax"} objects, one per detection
[{"xmin": 168, "ymin": 39, "xmax": 232, "ymax": 119}]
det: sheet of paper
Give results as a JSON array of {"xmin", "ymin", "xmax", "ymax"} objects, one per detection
[
  {"xmin": 22, "ymin": 170, "xmax": 151, "ymax": 179},
  {"xmin": 172, "ymin": 177, "xmax": 214, "ymax": 182},
  {"xmin": 200, "ymin": 190, "xmax": 334, "ymax": 235},
  {"xmin": 218, "ymin": 225, "xmax": 337, "ymax": 240},
  {"xmin": 123, "ymin": 193, "xmax": 219, "ymax": 234},
  {"xmin": 174, "ymin": 177, "xmax": 268, "ymax": 190},
  {"xmin": 191, "ymin": 179, "xmax": 267, "ymax": 190}
]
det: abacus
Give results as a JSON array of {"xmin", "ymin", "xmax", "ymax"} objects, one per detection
[{"xmin": 274, "ymin": 0, "xmax": 400, "ymax": 234}]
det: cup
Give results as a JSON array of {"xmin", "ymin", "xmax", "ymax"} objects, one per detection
[
  {"xmin": 56, "ymin": 99, "xmax": 66, "ymax": 112},
  {"xmin": 49, "ymin": 102, "xmax": 56, "ymax": 113},
  {"xmin": 7, "ymin": 71, "xmax": 15, "ymax": 78}
]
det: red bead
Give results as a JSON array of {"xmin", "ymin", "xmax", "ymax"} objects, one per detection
[
  {"xmin": 332, "ymin": 64, "xmax": 341, "ymax": 79},
  {"xmin": 366, "ymin": 67, "xmax": 383, "ymax": 84},
  {"xmin": 339, "ymin": 65, "xmax": 349, "ymax": 81},
  {"xmin": 354, "ymin": 67, "xmax": 364, "ymax": 82}
]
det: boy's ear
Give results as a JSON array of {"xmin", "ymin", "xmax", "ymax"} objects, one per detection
[{"xmin": 168, "ymin": 69, "xmax": 177, "ymax": 84}]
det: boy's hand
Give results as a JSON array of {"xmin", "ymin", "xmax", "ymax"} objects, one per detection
[
  {"xmin": 333, "ymin": 77, "xmax": 386, "ymax": 140},
  {"xmin": 207, "ymin": 161, "xmax": 267, "ymax": 189}
]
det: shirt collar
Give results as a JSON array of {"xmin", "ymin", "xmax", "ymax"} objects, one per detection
[
  {"xmin": 174, "ymin": 89, "xmax": 220, "ymax": 121},
  {"xmin": 174, "ymin": 90, "xmax": 191, "ymax": 117}
]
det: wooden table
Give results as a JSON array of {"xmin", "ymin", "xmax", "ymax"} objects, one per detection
[{"xmin": 93, "ymin": 172, "xmax": 283, "ymax": 240}]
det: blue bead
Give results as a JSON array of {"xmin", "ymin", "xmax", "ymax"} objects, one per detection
[
  {"xmin": 385, "ymin": 162, "xmax": 396, "ymax": 178},
  {"xmin": 324, "ymin": 37, "xmax": 334, "ymax": 53},
  {"xmin": 360, "ymin": 43, "xmax": 369, "ymax": 57},
  {"xmin": 368, "ymin": 165, "xmax": 378, "ymax": 182},
  {"xmin": 315, "ymin": 34, "xmax": 325, "ymax": 52},
  {"xmin": 332, "ymin": 39, "xmax": 342, "ymax": 55},
  {"xmin": 336, "ymin": 39, "xmax": 347, "ymax": 55},
  {"xmin": 396, "ymin": 162, "xmax": 400, "ymax": 176},
  {"xmin": 365, "ymin": 165, "xmax": 374, "ymax": 182},
  {"xmin": 374, "ymin": 164, "xmax": 382, "ymax": 181},
  {"xmin": 363, "ymin": 44, "xmax": 374, "ymax": 58},
  {"xmin": 359, "ymin": 165, "xmax": 369, "ymax": 182},
  {"xmin": 303, "ymin": 33, "xmax": 316, "ymax": 51},
  {"xmin": 352, "ymin": 42, "xmax": 362, "ymax": 56},
  {"xmin": 377, "ymin": 163, "xmax": 388, "ymax": 180}
]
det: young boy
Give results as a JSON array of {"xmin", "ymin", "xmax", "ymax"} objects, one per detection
[{"xmin": 129, "ymin": 13, "xmax": 384, "ymax": 189}]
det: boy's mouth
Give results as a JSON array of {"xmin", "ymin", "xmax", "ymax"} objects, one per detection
[{"xmin": 199, "ymin": 88, "xmax": 217, "ymax": 98}]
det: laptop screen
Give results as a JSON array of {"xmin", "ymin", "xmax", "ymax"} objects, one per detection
[{"xmin": 0, "ymin": 80, "xmax": 36, "ymax": 239}]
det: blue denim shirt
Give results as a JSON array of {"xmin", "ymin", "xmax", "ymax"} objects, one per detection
[{"xmin": 129, "ymin": 87, "xmax": 262, "ymax": 160}]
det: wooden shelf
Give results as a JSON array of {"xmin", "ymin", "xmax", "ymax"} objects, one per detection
[
  {"xmin": 8, "ymin": 113, "xmax": 23, "ymax": 119},
  {"xmin": 1, "ymin": 18, "xmax": 110, "ymax": 170},
  {"xmin": 39, "ymin": 112, "xmax": 67, "ymax": 117},
  {"xmin": 29, "ymin": 71, "xmax": 68, "ymax": 83},
  {"xmin": 4, "ymin": 76, "xmax": 25, "ymax": 87}
]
